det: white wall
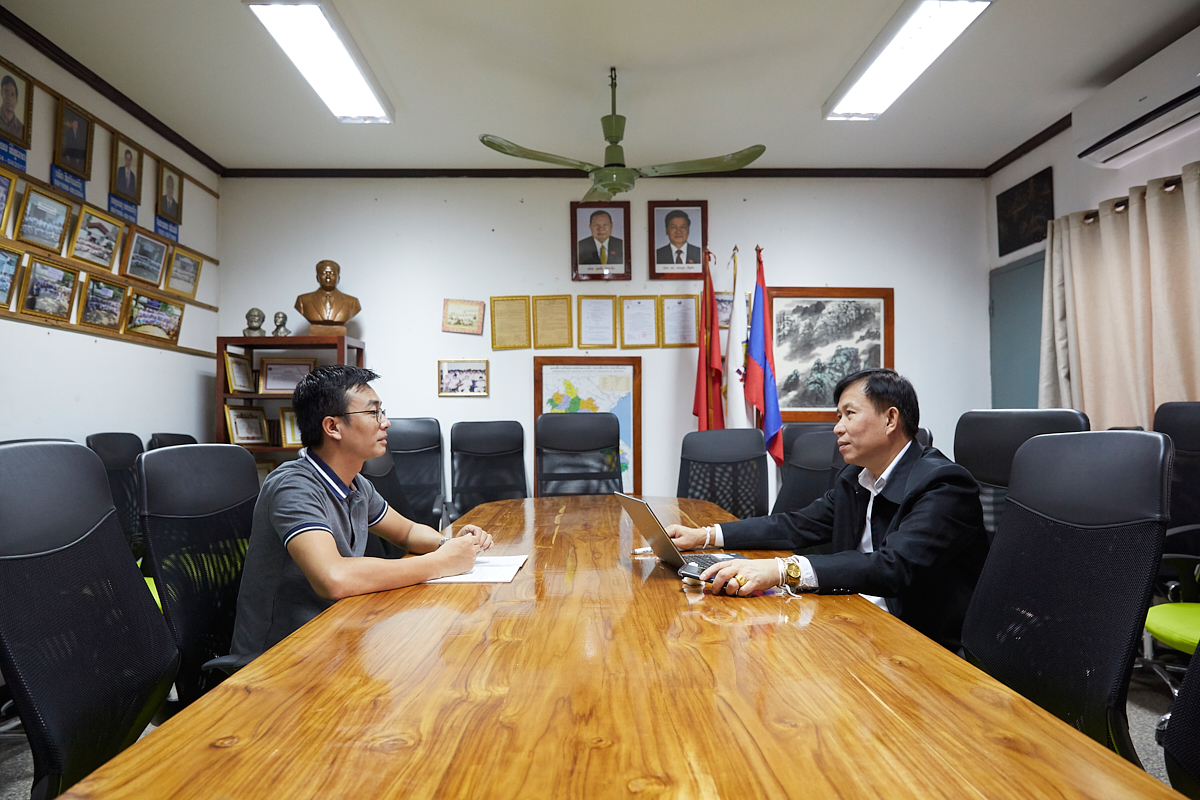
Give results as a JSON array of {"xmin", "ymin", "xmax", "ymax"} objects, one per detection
[
  {"xmin": 0, "ymin": 28, "xmax": 220, "ymax": 445},
  {"xmin": 218, "ymin": 175, "xmax": 990, "ymax": 496}
]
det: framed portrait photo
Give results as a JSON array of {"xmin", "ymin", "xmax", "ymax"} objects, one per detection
[
  {"xmin": 438, "ymin": 359, "xmax": 489, "ymax": 397},
  {"xmin": 19, "ymin": 257, "xmax": 79, "ymax": 322},
  {"xmin": 571, "ymin": 201, "xmax": 631, "ymax": 281},
  {"xmin": 123, "ymin": 290, "xmax": 185, "ymax": 343},
  {"xmin": 14, "ymin": 187, "xmax": 72, "ymax": 253},
  {"xmin": 280, "ymin": 408, "xmax": 303, "ymax": 448},
  {"xmin": 442, "ymin": 298, "xmax": 485, "ymax": 334},
  {"xmin": 224, "ymin": 406, "xmax": 269, "ymax": 446},
  {"xmin": 768, "ymin": 287, "xmax": 894, "ymax": 421},
  {"xmin": 53, "ymin": 99, "xmax": 94, "ymax": 181},
  {"xmin": 0, "ymin": 57, "xmax": 34, "ymax": 150},
  {"xmin": 223, "ymin": 352, "xmax": 255, "ymax": 393},
  {"xmin": 156, "ymin": 161, "xmax": 183, "ymax": 224},
  {"xmin": 110, "ymin": 135, "xmax": 144, "ymax": 205},
  {"xmin": 0, "ymin": 242, "xmax": 23, "ymax": 307},
  {"xmin": 165, "ymin": 246, "xmax": 203, "ymax": 299},
  {"xmin": 258, "ymin": 358, "xmax": 317, "ymax": 395},
  {"xmin": 121, "ymin": 228, "xmax": 171, "ymax": 286},
  {"xmin": 76, "ymin": 274, "xmax": 129, "ymax": 331},
  {"xmin": 648, "ymin": 201, "xmax": 707, "ymax": 280},
  {"xmin": 0, "ymin": 165, "xmax": 17, "ymax": 233},
  {"xmin": 67, "ymin": 205, "xmax": 125, "ymax": 271}
]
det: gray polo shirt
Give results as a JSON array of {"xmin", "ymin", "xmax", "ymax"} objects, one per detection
[{"xmin": 231, "ymin": 448, "xmax": 388, "ymax": 660}]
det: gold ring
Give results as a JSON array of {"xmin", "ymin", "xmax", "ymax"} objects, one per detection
[{"xmin": 735, "ymin": 575, "xmax": 748, "ymax": 591}]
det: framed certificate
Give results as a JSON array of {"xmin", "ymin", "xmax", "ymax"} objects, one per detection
[
  {"xmin": 532, "ymin": 295, "xmax": 572, "ymax": 349},
  {"xmin": 224, "ymin": 353, "xmax": 255, "ymax": 393},
  {"xmin": 258, "ymin": 358, "xmax": 317, "ymax": 395},
  {"xmin": 577, "ymin": 295, "xmax": 617, "ymax": 349},
  {"xmin": 659, "ymin": 295, "xmax": 699, "ymax": 347},
  {"xmin": 619, "ymin": 296, "xmax": 659, "ymax": 349},
  {"xmin": 280, "ymin": 407, "xmax": 303, "ymax": 448},
  {"xmin": 225, "ymin": 406, "xmax": 269, "ymax": 446},
  {"xmin": 490, "ymin": 295, "xmax": 531, "ymax": 350}
]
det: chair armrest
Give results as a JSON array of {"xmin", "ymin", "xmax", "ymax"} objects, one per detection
[
  {"xmin": 202, "ymin": 653, "xmax": 255, "ymax": 675},
  {"xmin": 1161, "ymin": 554, "xmax": 1200, "ymax": 603},
  {"xmin": 432, "ymin": 494, "xmax": 444, "ymax": 527},
  {"xmin": 442, "ymin": 498, "xmax": 462, "ymax": 526},
  {"xmin": 1167, "ymin": 524, "xmax": 1200, "ymax": 538}
]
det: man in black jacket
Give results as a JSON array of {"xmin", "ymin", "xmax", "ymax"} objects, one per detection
[{"xmin": 668, "ymin": 368, "xmax": 988, "ymax": 651}]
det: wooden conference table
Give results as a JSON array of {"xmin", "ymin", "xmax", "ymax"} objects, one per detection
[{"xmin": 64, "ymin": 495, "xmax": 1180, "ymax": 799}]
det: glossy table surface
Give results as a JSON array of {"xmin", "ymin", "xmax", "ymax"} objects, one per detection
[{"xmin": 63, "ymin": 495, "xmax": 1181, "ymax": 799}]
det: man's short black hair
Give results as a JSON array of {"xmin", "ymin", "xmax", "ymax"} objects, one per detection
[
  {"xmin": 589, "ymin": 209, "xmax": 612, "ymax": 223},
  {"xmin": 664, "ymin": 209, "xmax": 690, "ymax": 228},
  {"xmin": 1, "ymin": 75, "xmax": 16, "ymax": 93},
  {"xmin": 833, "ymin": 368, "xmax": 919, "ymax": 439},
  {"xmin": 293, "ymin": 365, "xmax": 380, "ymax": 448}
]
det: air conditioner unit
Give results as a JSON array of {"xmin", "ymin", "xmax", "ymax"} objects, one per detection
[{"xmin": 1073, "ymin": 25, "xmax": 1200, "ymax": 169}]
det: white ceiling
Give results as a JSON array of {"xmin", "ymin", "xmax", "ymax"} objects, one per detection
[{"xmin": 8, "ymin": 0, "xmax": 1200, "ymax": 171}]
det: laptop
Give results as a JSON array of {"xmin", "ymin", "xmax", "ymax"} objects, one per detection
[{"xmin": 615, "ymin": 493, "xmax": 746, "ymax": 576}]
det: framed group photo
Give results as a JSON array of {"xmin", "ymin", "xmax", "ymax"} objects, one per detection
[
  {"xmin": 768, "ymin": 287, "xmax": 894, "ymax": 421},
  {"xmin": 441, "ymin": 298, "xmax": 485, "ymax": 334},
  {"xmin": 0, "ymin": 242, "xmax": 22, "ymax": 307},
  {"xmin": 53, "ymin": 99, "xmax": 94, "ymax": 181},
  {"xmin": 0, "ymin": 57, "xmax": 34, "ymax": 151},
  {"xmin": 19, "ymin": 257, "xmax": 79, "ymax": 322},
  {"xmin": 67, "ymin": 206, "xmax": 125, "ymax": 270},
  {"xmin": 165, "ymin": 246, "xmax": 203, "ymax": 299},
  {"xmin": 571, "ymin": 201, "xmax": 631, "ymax": 282},
  {"xmin": 14, "ymin": 187, "xmax": 72, "ymax": 252},
  {"xmin": 124, "ymin": 290, "xmax": 185, "ymax": 343},
  {"xmin": 76, "ymin": 274, "xmax": 129, "ymax": 332},
  {"xmin": 110, "ymin": 135, "xmax": 144, "ymax": 205},
  {"xmin": 438, "ymin": 359, "xmax": 489, "ymax": 397},
  {"xmin": 648, "ymin": 200, "xmax": 707, "ymax": 280},
  {"xmin": 157, "ymin": 161, "xmax": 183, "ymax": 224},
  {"xmin": 121, "ymin": 228, "xmax": 171, "ymax": 286}
]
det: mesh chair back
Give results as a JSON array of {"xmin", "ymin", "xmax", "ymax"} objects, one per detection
[
  {"xmin": 1156, "ymin": 402, "xmax": 1200, "ymax": 531},
  {"xmin": 85, "ymin": 432, "xmax": 145, "ymax": 557},
  {"xmin": 953, "ymin": 409, "xmax": 1090, "ymax": 543},
  {"xmin": 677, "ymin": 429, "xmax": 769, "ymax": 520},
  {"xmin": 147, "ymin": 432, "xmax": 199, "ymax": 450},
  {"xmin": 360, "ymin": 448, "xmax": 414, "ymax": 558},
  {"xmin": 138, "ymin": 444, "xmax": 259, "ymax": 708},
  {"xmin": 0, "ymin": 441, "xmax": 178, "ymax": 798},
  {"xmin": 1164, "ymin": 646, "xmax": 1200, "ymax": 798},
  {"xmin": 535, "ymin": 412, "xmax": 622, "ymax": 496},
  {"xmin": 772, "ymin": 431, "xmax": 844, "ymax": 515},
  {"xmin": 780, "ymin": 422, "xmax": 835, "ymax": 466},
  {"xmin": 962, "ymin": 431, "xmax": 1171, "ymax": 765},
  {"xmin": 451, "ymin": 421, "xmax": 528, "ymax": 516},
  {"xmin": 386, "ymin": 418, "xmax": 445, "ymax": 529}
]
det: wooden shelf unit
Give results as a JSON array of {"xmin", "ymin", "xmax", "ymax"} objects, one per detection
[{"xmin": 215, "ymin": 335, "xmax": 365, "ymax": 453}]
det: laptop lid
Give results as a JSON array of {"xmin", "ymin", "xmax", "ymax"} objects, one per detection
[{"xmin": 615, "ymin": 492, "xmax": 688, "ymax": 569}]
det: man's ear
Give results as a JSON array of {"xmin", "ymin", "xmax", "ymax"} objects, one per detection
[
  {"xmin": 321, "ymin": 415, "xmax": 343, "ymax": 443},
  {"xmin": 885, "ymin": 406, "xmax": 901, "ymax": 434}
]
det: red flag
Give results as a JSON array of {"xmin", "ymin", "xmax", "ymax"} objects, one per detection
[
  {"xmin": 693, "ymin": 250, "xmax": 725, "ymax": 430},
  {"xmin": 744, "ymin": 247, "xmax": 783, "ymax": 464}
]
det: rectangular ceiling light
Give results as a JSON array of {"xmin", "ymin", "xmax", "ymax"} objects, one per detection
[
  {"xmin": 247, "ymin": 2, "xmax": 392, "ymax": 123},
  {"xmin": 823, "ymin": 0, "xmax": 990, "ymax": 121}
]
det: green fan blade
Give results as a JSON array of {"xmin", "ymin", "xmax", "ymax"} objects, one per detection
[
  {"xmin": 636, "ymin": 145, "xmax": 766, "ymax": 178},
  {"xmin": 581, "ymin": 185, "xmax": 613, "ymax": 202},
  {"xmin": 479, "ymin": 135, "xmax": 600, "ymax": 172}
]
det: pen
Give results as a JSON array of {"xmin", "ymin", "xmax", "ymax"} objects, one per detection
[{"xmin": 630, "ymin": 546, "xmax": 653, "ymax": 555}]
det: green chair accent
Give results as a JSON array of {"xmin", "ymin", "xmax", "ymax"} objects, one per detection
[
  {"xmin": 144, "ymin": 576, "xmax": 162, "ymax": 611},
  {"xmin": 1141, "ymin": 547, "xmax": 1200, "ymax": 695}
]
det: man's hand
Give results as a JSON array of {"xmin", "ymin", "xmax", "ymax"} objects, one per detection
[
  {"xmin": 454, "ymin": 524, "xmax": 494, "ymax": 552},
  {"xmin": 435, "ymin": 535, "xmax": 479, "ymax": 577},
  {"xmin": 666, "ymin": 524, "xmax": 708, "ymax": 551},
  {"xmin": 701, "ymin": 558, "xmax": 778, "ymax": 597}
]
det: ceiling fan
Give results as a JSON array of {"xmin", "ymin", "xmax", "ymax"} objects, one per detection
[{"xmin": 480, "ymin": 68, "xmax": 766, "ymax": 202}]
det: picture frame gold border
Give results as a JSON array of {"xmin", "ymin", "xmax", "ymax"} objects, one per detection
[
  {"xmin": 223, "ymin": 352, "xmax": 255, "ymax": 393},
  {"xmin": 120, "ymin": 227, "xmax": 173, "ymax": 287},
  {"xmin": 14, "ymin": 185, "xmax": 72, "ymax": 253},
  {"xmin": 0, "ymin": 56, "xmax": 34, "ymax": 151},
  {"xmin": 257, "ymin": 357, "xmax": 318, "ymax": 395},
  {"xmin": 52, "ymin": 98, "xmax": 95, "ymax": 181},
  {"xmin": 532, "ymin": 294, "xmax": 573, "ymax": 349},
  {"xmin": 618, "ymin": 295, "xmax": 659, "ymax": 349},
  {"xmin": 490, "ymin": 295, "xmax": 531, "ymax": 350},
  {"xmin": 122, "ymin": 288, "xmax": 185, "ymax": 344},
  {"xmin": 164, "ymin": 245, "xmax": 203, "ymax": 300},
  {"xmin": 224, "ymin": 405, "xmax": 270, "ymax": 446},
  {"xmin": 0, "ymin": 240, "xmax": 24, "ymax": 307},
  {"xmin": 75, "ymin": 272, "xmax": 129, "ymax": 332},
  {"xmin": 438, "ymin": 359, "xmax": 490, "ymax": 397},
  {"xmin": 67, "ymin": 203, "xmax": 126, "ymax": 271},
  {"xmin": 18, "ymin": 255, "xmax": 79, "ymax": 323},
  {"xmin": 657, "ymin": 294, "xmax": 699, "ymax": 348},
  {"xmin": 280, "ymin": 407, "xmax": 303, "ymax": 448},
  {"xmin": 109, "ymin": 133, "xmax": 145, "ymax": 205},
  {"xmin": 576, "ymin": 295, "xmax": 617, "ymax": 349}
]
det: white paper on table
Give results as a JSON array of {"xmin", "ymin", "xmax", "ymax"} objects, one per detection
[{"xmin": 424, "ymin": 554, "xmax": 530, "ymax": 584}]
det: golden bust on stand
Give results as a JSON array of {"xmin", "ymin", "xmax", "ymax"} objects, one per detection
[{"xmin": 295, "ymin": 260, "xmax": 361, "ymax": 336}]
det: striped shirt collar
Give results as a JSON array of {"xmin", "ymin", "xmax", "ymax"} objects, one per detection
[{"xmin": 299, "ymin": 447, "xmax": 355, "ymax": 500}]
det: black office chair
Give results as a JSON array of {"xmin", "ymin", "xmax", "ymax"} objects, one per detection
[
  {"xmin": 961, "ymin": 430, "xmax": 1172, "ymax": 767},
  {"xmin": 953, "ymin": 409, "xmax": 1090, "ymax": 543},
  {"xmin": 771, "ymin": 430, "xmax": 845, "ymax": 515},
  {"xmin": 147, "ymin": 432, "xmax": 199, "ymax": 450},
  {"xmin": 386, "ymin": 418, "xmax": 446, "ymax": 530},
  {"xmin": 535, "ymin": 412, "xmax": 622, "ymax": 496},
  {"xmin": 86, "ymin": 432, "xmax": 146, "ymax": 558},
  {"xmin": 1160, "ymin": 645, "xmax": 1200, "ymax": 798},
  {"xmin": 915, "ymin": 427, "xmax": 933, "ymax": 447},
  {"xmin": 138, "ymin": 444, "xmax": 258, "ymax": 709},
  {"xmin": 449, "ymin": 421, "xmax": 528, "ymax": 518},
  {"xmin": 677, "ymin": 429, "xmax": 769, "ymax": 520},
  {"xmin": 0, "ymin": 440, "xmax": 179, "ymax": 799},
  {"xmin": 779, "ymin": 422, "xmax": 835, "ymax": 465},
  {"xmin": 360, "ymin": 448, "xmax": 416, "ymax": 558},
  {"xmin": 1155, "ymin": 402, "xmax": 1200, "ymax": 552}
]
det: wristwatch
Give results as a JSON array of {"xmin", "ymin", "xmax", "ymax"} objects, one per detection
[
  {"xmin": 784, "ymin": 561, "xmax": 803, "ymax": 592},
  {"xmin": 437, "ymin": 536, "xmax": 450, "ymax": 549}
]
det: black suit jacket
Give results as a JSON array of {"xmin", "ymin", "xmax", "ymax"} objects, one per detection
[
  {"xmin": 116, "ymin": 167, "xmax": 136, "ymax": 196},
  {"xmin": 656, "ymin": 243, "xmax": 702, "ymax": 264},
  {"xmin": 722, "ymin": 444, "xmax": 988, "ymax": 651},
  {"xmin": 578, "ymin": 236, "xmax": 623, "ymax": 265}
]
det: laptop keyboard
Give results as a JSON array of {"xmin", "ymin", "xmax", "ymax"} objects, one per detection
[{"xmin": 680, "ymin": 553, "xmax": 742, "ymax": 571}]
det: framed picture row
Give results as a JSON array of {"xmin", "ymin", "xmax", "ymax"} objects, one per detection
[
  {"xmin": 571, "ymin": 200, "xmax": 709, "ymax": 282},
  {"xmin": 487, "ymin": 294, "xmax": 699, "ymax": 351}
]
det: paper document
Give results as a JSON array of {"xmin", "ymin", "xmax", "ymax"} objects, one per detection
[{"xmin": 425, "ymin": 554, "xmax": 530, "ymax": 584}]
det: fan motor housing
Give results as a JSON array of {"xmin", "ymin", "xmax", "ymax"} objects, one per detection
[{"xmin": 590, "ymin": 166, "xmax": 637, "ymax": 195}]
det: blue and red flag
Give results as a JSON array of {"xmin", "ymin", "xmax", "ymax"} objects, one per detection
[{"xmin": 744, "ymin": 247, "xmax": 783, "ymax": 465}]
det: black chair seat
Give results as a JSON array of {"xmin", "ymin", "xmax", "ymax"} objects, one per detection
[
  {"xmin": 677, "ymin": 429, "xmax": 769, "ymax": 520},
  {"xmin": 536, "ymin": 412, "xmax": 622, "ymax": 496}
]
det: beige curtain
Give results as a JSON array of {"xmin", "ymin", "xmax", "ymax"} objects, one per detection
[{"xmin": 1039, "ymin": 160, "xmax": 1200, "ymax": 430}]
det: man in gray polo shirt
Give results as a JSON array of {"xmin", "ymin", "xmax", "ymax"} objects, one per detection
[{"xmin": 231, "ymin": 365, "xmax": 492, "ymax": 662}]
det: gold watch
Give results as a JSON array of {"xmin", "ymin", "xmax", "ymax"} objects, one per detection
[{"xmin": 784, "ymin": 561, "xmax": 803, "ymax": 591}]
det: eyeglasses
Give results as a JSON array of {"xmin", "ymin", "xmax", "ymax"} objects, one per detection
[{"xmin": 342, "ymin": 408, "xmax": 387, "ymax": 425}]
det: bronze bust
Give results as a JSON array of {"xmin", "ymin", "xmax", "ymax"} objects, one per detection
[
  {"xmin": 243, "ymin": 307, "xmax": 266, "ymax": 337},
  {"xmin": 295, "ymin": 260, "xmax": 360, "ymax": 336}
]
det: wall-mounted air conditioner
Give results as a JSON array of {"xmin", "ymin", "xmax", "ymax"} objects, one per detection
[{"xmin": 1073, "ymin": 25, "xmax": 1200, "ymax": 169}]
